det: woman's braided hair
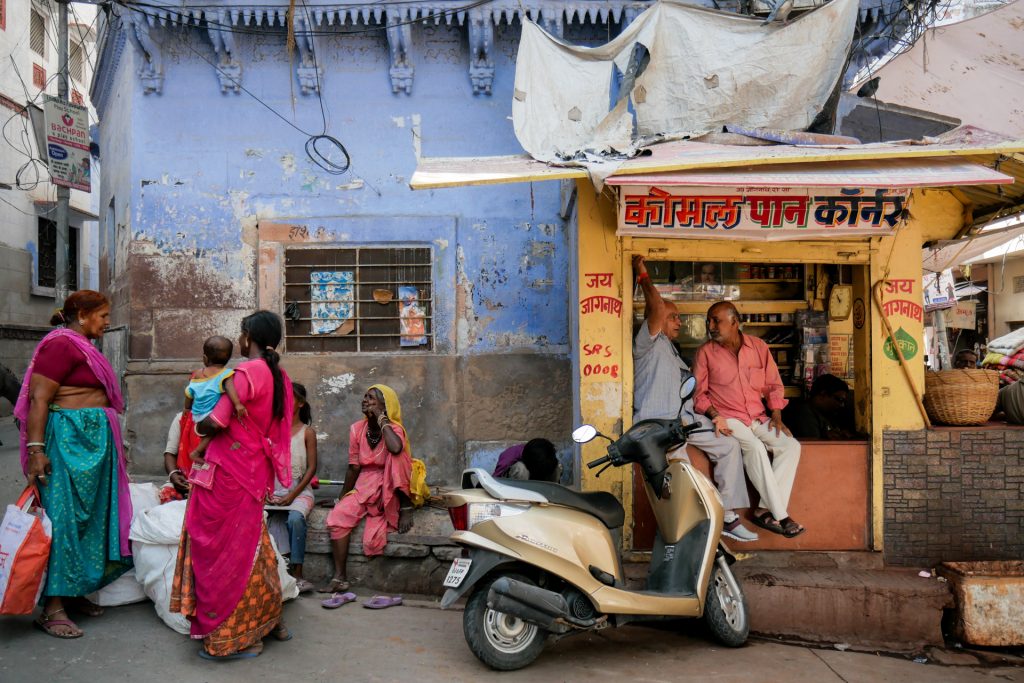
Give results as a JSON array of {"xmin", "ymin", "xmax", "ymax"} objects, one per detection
[{"xmin": 241, "ymin": 310, "xmax": 285, "ymax": 420}]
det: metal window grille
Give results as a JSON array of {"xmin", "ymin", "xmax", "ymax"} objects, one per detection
[
  {"xmin": 1014, "ymin": 276, "xmax": 1024, "ymax": 294},
  {"xmin": 30, "ymin": 9, "xmax": 45, "ymax": 57},
  {"xmin": 284, "ymin": 245, "xmax": 434, "ymax": 353},
  {"xmin": 36, "ymin": 218, "xmax": 78, "ymax": 290},
  {"xmin": 69, "ymin": 42, "xmax": 83, "ymax": 82}
]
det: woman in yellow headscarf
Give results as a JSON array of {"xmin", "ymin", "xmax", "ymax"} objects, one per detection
[{"xmin": 321, "ymin": 385, "xmax": 417, "ymax": 594}]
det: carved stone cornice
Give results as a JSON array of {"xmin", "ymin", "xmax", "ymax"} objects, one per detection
[{"xmin": 99, "ymin": 2, "xmax": 655, "ymax": 98}]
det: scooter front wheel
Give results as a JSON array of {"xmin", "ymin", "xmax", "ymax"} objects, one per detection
[
  {"xmin": 463, "ymin": 574, "xmax": 548, "ymax": 671},
  {"xmin": 704, "ymin": 557, "xmax": 749, "ymax": 647}
]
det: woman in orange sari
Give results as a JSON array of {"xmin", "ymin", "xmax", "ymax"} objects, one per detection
[{"xmin": 170, "ymin": 310, "xmax": 293, "ymax": 660}]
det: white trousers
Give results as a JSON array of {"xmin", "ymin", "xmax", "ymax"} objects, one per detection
[
  {"xmin": 726, "ymin": 418, "xmax": 801, "ymax": 521},
  {"xmin": 666, "ymin": 416, "xmax": 750, "ymax": 511}
]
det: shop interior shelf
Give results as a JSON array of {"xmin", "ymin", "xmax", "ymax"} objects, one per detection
[
  {"xmin": 634, "ymin": 300, "xmax": 808, "ymax": 315},
  {"xmin": 741, "ymin": 321, "xmax": 793, "ymax": 326}
]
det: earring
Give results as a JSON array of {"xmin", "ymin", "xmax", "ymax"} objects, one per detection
[{"xmin": 78, "ymin": 319, "xmax": 86, "ymax": 326}]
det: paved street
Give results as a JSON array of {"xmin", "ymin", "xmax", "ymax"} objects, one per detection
[
  {"xmin": 1, "ymin": 595, "xmax": 1023, "ymax": 683},
  {"xmin": 2, "ymin": 416, "xmax": 1022, "ymax": 683}
]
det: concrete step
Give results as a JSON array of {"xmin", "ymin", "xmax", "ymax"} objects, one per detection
[{"xmin": 733, "ymin": 565, "xmax": 952, "ymax": 652}]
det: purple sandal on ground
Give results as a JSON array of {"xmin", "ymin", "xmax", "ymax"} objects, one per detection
[
  {"xmin": 363, "ymin": 595, "xmax": 403, "ymax": 609},
  {"xmin": 321, "ymin": 591, "xmax": 357, "ymax": 609}
]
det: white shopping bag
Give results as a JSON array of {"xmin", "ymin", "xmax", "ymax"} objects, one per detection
[{"xmin": 0, "ymin": 487, "xmax": 53, "ymax": 615}]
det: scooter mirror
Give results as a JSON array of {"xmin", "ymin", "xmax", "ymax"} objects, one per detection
[
  {"xmin": 571, "ymin": 424, "xmax": 598, "ymax": 444},
  {"xmin": 680, "ymin": 376, "xmax": 697, "ymax": 403}
]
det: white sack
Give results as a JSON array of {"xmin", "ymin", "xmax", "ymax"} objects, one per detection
[
  {"xmin": 512, "ymin": 0, "xmax": 860, "ymax": 161},
  {"xmin": 129, "ymin": 500, "xmax": 297, "ymax": 635},
  {"xmin": 87, "ymin": 483, "xmax": 162, "ymax": 607}
]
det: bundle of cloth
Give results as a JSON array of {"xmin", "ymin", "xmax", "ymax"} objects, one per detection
[{"xmin": 987, "ymin": 328, "xmax": 1024, "ymax": 357}]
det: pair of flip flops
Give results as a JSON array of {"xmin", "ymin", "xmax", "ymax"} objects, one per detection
[{"xmin": 320, "ymin": 592, "xmax": 403, "ymax": 610}]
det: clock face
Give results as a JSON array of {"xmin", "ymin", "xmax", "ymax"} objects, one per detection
[{"xmin": 830, "ymin": 285, "xmax": 853, "ymax": 320}]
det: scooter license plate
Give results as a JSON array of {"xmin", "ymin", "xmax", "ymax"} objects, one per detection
[{"xmin": 443, "ymin": 558, "xmax": 473, "ymax": 588}]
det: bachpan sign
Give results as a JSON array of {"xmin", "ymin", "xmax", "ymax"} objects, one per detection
[
  {"xmin": 43, "ymin": 96, "xmax": 91, "ymax": 192},
  {"xmin": 617, "ymin": 186, "xmax": 909, "ymax": 240}
]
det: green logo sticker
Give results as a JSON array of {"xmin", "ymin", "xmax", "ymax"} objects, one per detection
[{"xmin": 883, "ymin": 327, "xmax": 918, "ymax": 361}]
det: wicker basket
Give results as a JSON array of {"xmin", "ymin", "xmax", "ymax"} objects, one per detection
[{"xmin": 923, "ymin": 369, "xmax": 1000, "ymax": 426}]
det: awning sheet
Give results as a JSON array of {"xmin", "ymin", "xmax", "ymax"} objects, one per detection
[
  {"xmin": 512, "ymin": 0, "xmax": 859, "ymax": 161},
  {"xmin": 410, "ymin": 137, "xmax": 1024, "ymax": 191},
  {"xmin": 605, "ymin": 158, "xmax": 1014, "ymax": 188}
]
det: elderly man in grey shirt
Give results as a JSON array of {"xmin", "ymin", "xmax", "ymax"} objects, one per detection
[{"xmin": 633, "ymin": 256, "xmax": 757, "ymax": 542}]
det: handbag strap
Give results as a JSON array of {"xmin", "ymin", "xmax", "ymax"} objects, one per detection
[{"xmin": 16, "ymin": 485, "xmax": 41, "ymax": 512}]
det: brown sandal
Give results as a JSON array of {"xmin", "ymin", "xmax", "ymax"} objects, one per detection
[{"xmin": 34, "ymin": 609, "xmax": 83, "ymax": 639}]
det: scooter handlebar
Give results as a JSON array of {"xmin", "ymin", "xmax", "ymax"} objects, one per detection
[{"xmin": 587, "ymin": 455, "xmax": 611, "ymax": 469}]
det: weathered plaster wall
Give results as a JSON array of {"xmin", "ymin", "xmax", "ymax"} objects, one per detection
[{"xmin": 101, "ymin": 20, "xmax": 593, "ymax": 482}]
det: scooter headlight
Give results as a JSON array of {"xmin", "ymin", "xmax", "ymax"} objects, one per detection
[{"xmin": 467, "ymin": 502, "xmax": 528, "ymax": 527}]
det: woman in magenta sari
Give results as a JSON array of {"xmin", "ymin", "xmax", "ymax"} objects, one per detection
[
  {"xmin": 170, "ymin": 310, "xmax": 293, "ymax": 660},
  {"xmin": 15, "ymin": 290, "xmax": 132, "ymax": 639}
]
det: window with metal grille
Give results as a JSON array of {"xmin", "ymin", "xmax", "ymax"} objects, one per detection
[
  {"xmin": 36, "ymin": 218, "xmax": 78, "ymax": 290},
  {"xmin": 284, "ymin": 246, "xmax": 433, "ymax": 353},
  {"xmin": 69, "ymin": 42, "xmax": 83, "ymax": 82},
  {"xmin": 30, "ymin": 9, "xmax": 45, "ymax": 57}
]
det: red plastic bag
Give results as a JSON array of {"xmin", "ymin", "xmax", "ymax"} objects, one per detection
[{"xmin": 0, "ymin": 486, "xmax": 53, "ymax": 615}]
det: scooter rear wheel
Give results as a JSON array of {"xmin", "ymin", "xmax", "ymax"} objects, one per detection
[
  {"xmin": 704, "ymin": 559, "xmax": 749, "ymax": 647},
  {"xmin": 463, "ymin": 574, "xmax": 548, "ymax": 671}
]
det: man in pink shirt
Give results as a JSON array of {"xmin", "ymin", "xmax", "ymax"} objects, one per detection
[{"xmin": 694, "ymin": 301, "xmax": 804, "ymax": 538}]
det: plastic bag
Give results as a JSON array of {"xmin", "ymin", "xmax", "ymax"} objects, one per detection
[{"xmin": 0, "ymin": 487, "xmax": 52, "ymax": 615}]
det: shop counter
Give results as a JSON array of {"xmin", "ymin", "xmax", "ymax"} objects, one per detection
[{"xmin": 632, "ymin": 439, "xmax": 870, "ymax": 551}]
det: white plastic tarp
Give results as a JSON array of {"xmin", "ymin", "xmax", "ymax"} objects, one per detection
[{"xmin": 512, "ymin": 0, "xmax": 860, "ymax": 162}]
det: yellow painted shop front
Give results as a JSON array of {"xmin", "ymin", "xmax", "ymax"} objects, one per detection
[
  {"xmin": 574, "ymin": 176, "xmax": 999, "ymax": 553},
  {"xmin": 410, "ymin": 139, "xmax": 1024, "ymax": 555}
]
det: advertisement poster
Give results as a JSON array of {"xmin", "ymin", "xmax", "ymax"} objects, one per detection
[
  {"xmin": 43, "ymin": 96, "xmax": 91, "ymax": 191},
  {"xmin": 310, "ymin": 271, "xmax": 354, "ymax": 335},
  {"xmin": 922, "ymin": 270, "xmax": 957, "ymax": 310},
  {"xmin": 399, "ymin": 285, "xmax": 427, "ymax": 347},
  {"xmin": 829, "ymin": 334, "xmax": 851, "ymax": 379}
]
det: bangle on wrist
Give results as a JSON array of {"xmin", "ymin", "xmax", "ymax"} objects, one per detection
[
  {"xmin": 26, "ymin": 441, "xmax": 45, "ymax": 448},
  {"xmin": 169, "ymin": 469, "xmax": 182, "ymax": 478}
]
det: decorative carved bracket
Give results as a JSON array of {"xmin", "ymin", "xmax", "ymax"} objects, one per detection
[
  {"xmin": 126, "ymin": 12, "xmax": 163, "ymax": 95},
  {"xmin": 386, "ymin": 13, "xmax": 414, "ymax": 94},
  {"xmin": 467, "ymin": 9, "xmax": 494, "ymax": 95},
  {"xmin": 294, "ymin": 16, "xmax": 322, "ymax": 95},
  {"xmin": 208, "ymin": 11, "xmax": 242, "ymax": 94}
]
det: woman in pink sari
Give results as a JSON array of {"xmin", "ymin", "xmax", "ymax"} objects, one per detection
[{"xmin": 170, "ymin": 310, "xmax": 293, "ymax": 660}]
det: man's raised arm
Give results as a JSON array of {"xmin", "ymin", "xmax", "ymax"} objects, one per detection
[{"xmin": 633, "ymin": 255, "xmax": 667, "ymax": 334}]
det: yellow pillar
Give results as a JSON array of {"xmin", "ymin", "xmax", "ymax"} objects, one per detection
[{"xmin": 575, "ymin": 180, "xmax": 635, "ymax": 548}]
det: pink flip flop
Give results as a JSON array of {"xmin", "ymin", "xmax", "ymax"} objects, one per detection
[
  {"xmin": 320, "ymin": 591, "xmax": 357, "ymax": 609},
  {"xmin": 363, "ymin": 595, "xmax": 403, "ymax": 609}
]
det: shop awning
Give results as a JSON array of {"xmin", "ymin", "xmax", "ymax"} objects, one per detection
[
  {"xmin": 923, "ymin": 212, "xmax": 1024, "ymax": 272},
  {"xmin": 604, "ymin": 158, "xmax": 1013, "ymax": 189}
]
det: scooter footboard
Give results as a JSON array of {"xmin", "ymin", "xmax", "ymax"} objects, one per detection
[{"xmin": 440, "ymin": 549, "xmax": 517, "ymax": 609}]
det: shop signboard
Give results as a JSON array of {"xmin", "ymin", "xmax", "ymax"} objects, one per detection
[
  {"xmin": 43, "ymin": 96, "xmax": 91, "ymax": 192},
  {"xmin": 617, "ymin": 186, "xmax": 909, "ymax": 240},
  {"xmin": 948, "ymin": 301, "xmax": 977, "ymax": 329}
]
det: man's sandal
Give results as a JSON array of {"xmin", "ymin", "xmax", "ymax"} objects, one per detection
[
  {"xmin": 750, "ymin": 510, "xmax": 785, "ymax": 535},
  {"xmin": 34, "ymin": 609, "xmax": 83, "ymax": 639},
  {"xmin": 779, "ymin": 517, "xmax": 805, "ymax": 538}
]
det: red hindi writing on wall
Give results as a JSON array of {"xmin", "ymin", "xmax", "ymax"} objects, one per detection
[
  {"xmin": 883, "ymin": 279, "xmax": 914, "ymax": 294},
  {"xmin": 580, "ymin": 296, "xmax": 622, "ymax": 317},
  {"xmin": 584, "ymin": 272, "xmax": 613, "ymax": 289},
  {"xmin": 881, "ymin": 299, "xmax": 923, "ymax": 322}
]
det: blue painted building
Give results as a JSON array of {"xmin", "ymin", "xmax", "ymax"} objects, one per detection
[{"xmin": 89, "ymin": 1, "xmax": 656, "ymax": 483}]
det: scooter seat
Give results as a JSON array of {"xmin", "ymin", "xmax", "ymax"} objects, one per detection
[{"xmin": 498, "ymin": 480, "xmax": 625, "ymax": 529}]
